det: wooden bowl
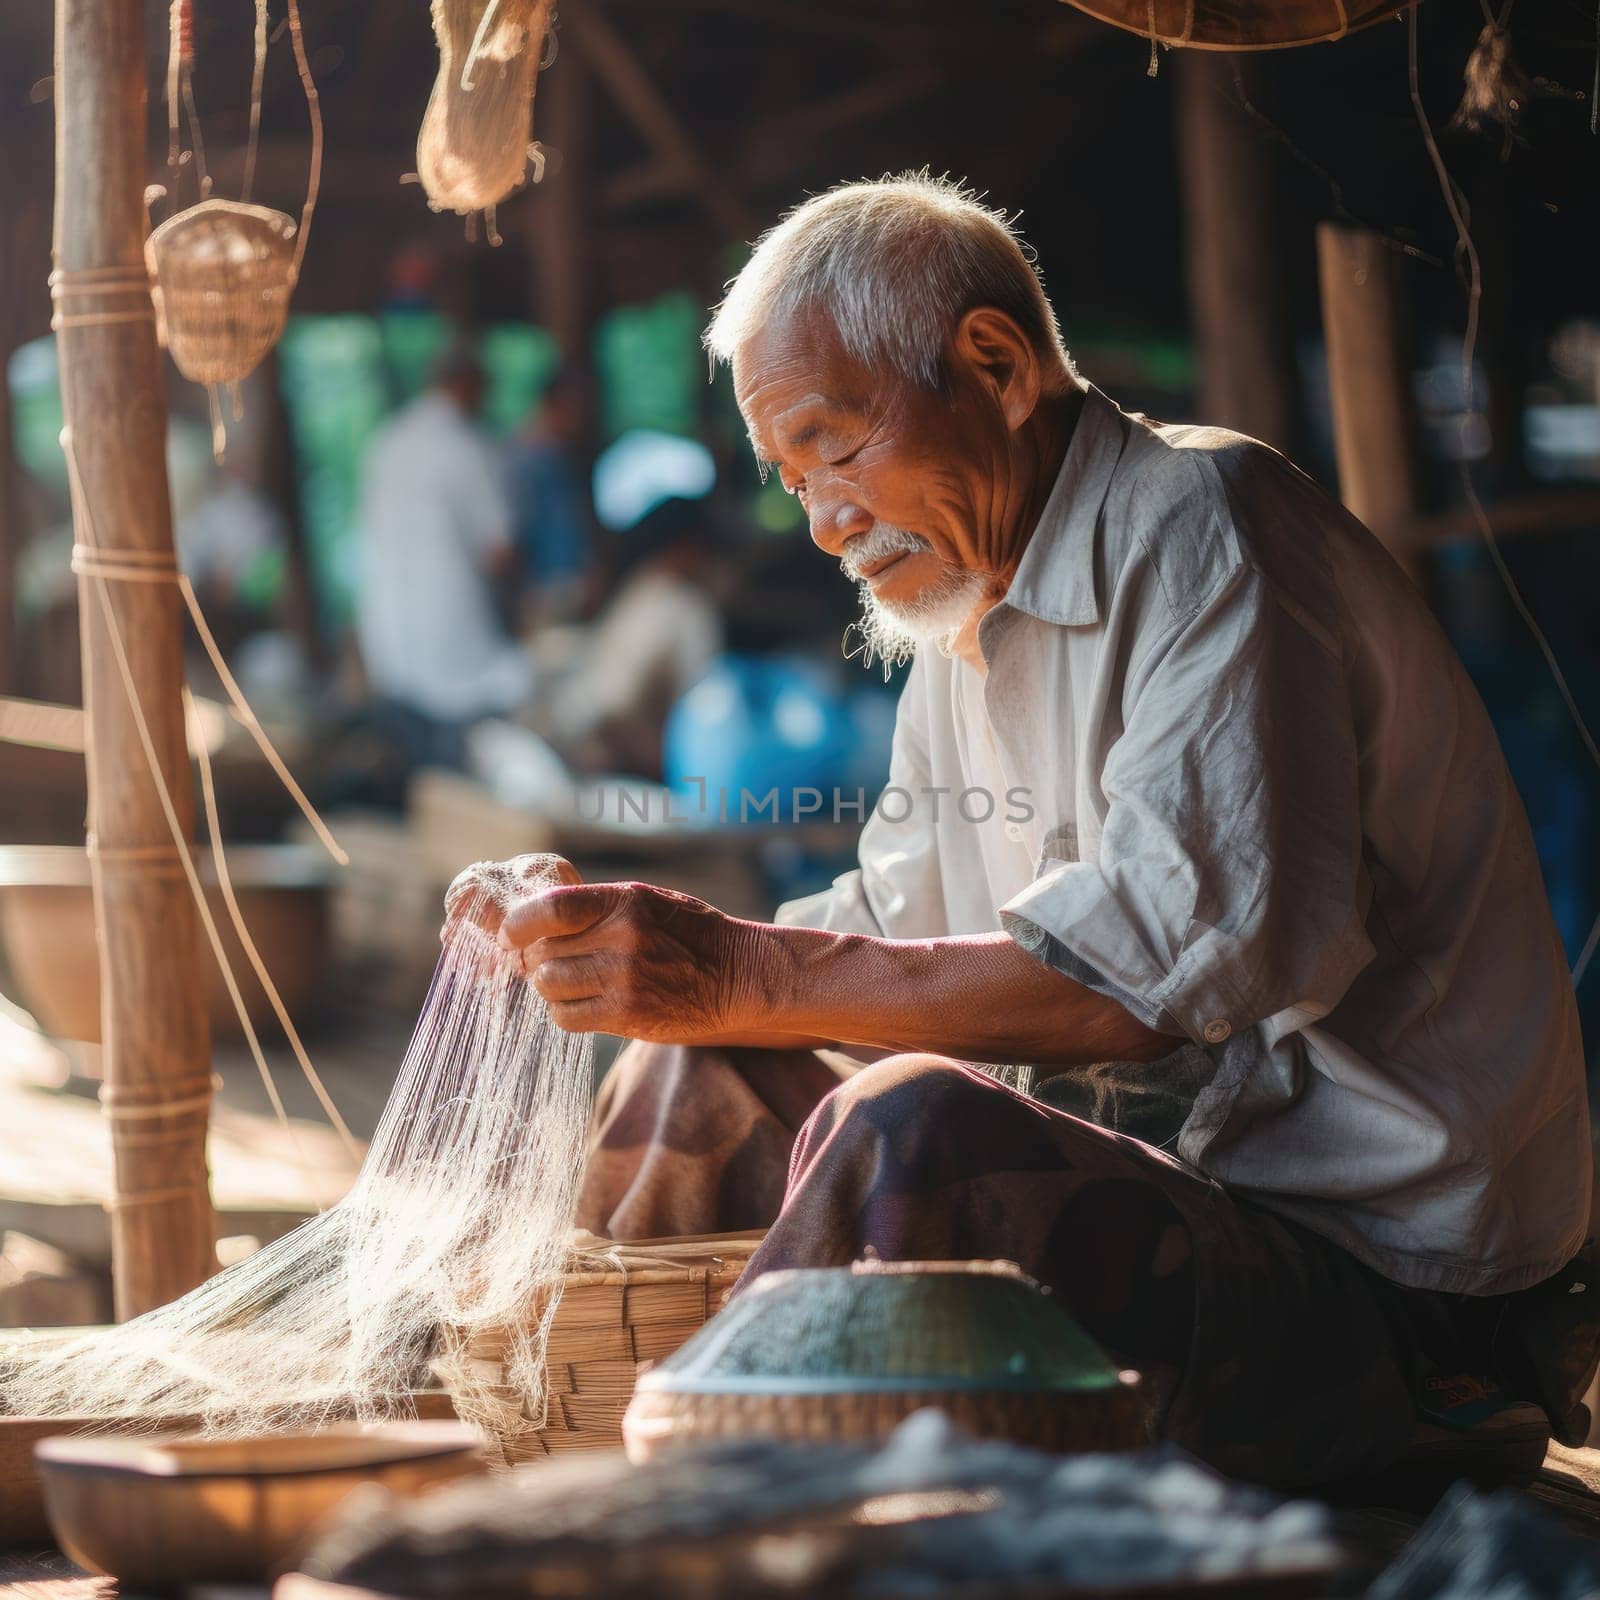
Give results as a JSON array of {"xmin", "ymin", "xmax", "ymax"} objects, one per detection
[
  {"xmin": 0, "ymin": 842, "xmax": 332, "ymax": 1042},
  {"xmin": 35, "ymin": 1421, "xmax": 483, "ymax": 1586},
  {"xmin": 623, "ymin": 1259, "xmax": 1147, "ymax": 1461}
]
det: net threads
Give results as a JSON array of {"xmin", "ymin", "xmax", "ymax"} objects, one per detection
[{"xmin": 6, "ymin": 439, "xmax": 600, "ymax": 1435}]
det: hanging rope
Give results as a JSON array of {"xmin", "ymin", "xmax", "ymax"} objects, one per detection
[
  {"xmin": 242, "ymin": 0, "xmax": 269, "ymax": 204},
  {"xmin": 284, "ymin": 0, "xmax": 323, "ymax": 284},
  {"xmin": 48, "ymin": 267, "xmax": 155, "ymax": 331}
]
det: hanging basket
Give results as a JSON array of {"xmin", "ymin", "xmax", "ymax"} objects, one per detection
[
  {"xmin": 417, "ymin": 0, "xmax": 557, "ymax": 216},
  {"xmin": 1059, "ymin": 0, "xmax": 1410, "ymax": 50},
  {"xmin": 145, "ymin": 199, "xmax": 298, "ymax": 387}
]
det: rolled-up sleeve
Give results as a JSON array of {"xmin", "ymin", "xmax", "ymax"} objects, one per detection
[
  {"xmin": 1000, "ymin": 564, "xmax": 1376, "ymax": 1045},
  {"xmin": 776, "ymin": 662, "xmax": 947, "ymax": 938}
]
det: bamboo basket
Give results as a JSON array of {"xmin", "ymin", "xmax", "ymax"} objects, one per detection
[
  {"xmin": 145, "ymin": 199, "xmax": 299, "ymax": 386},
  {"xmin": 623, "ymin": 1260, "xmax": 1148, "ymax": 1462},
  {"xmin": 436, "ymin": 1230, "xmax": 765, "ymax": 1466}
]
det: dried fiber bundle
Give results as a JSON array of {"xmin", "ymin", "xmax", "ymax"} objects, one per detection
[
  {"xmin": 145, "ymin": 200, "xmax": 298, "ymax": 387},
  {"xmin": 1450, "ymin": 23, "xmax": 1534, "ymax": 151},
  {"xmin": 418, "ymin": 0, "xmax": 556, "ymax": 216}
]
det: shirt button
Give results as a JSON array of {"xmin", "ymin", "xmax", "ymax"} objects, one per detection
[
  {"xmin": 1203, "ymin": 1018, "xmax": 1231, "ymax": 1045},
  {"xmin": 1004, "ymin": 821, "xmax": 1024, "ymax": 842}
]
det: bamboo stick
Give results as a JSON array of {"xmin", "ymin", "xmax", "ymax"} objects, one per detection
[{"xmin": 53, "ymin": 0, "xmax": 216, "ymax": 1315}]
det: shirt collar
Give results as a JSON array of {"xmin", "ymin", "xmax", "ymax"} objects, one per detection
[{"xmin": 1000, "ymin": 384, "xmax": 1127, "ymax": 629}]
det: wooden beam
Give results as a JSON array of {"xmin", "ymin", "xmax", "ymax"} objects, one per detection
[
  {"xmin": 1316, "ymin": 222, "xmax": 1425, "ymax": 576},
  {"xmin": 564, "ymin": 6, "xmax": 755, "ymax": 244},
  {"xmin": 603, "ymin": 0, "xmax": 965, "ymax": 52},
  {"xmin": 1174, "ymin": 52, "xmax": 1298, "ymax": 454},
  {"xmin": 163, "ymin": 141, "xmax": 411, "ymax": 210},
  {"xmin": 54, "ymin": 0, "xmax": 215, "ymax": 1316},
  {"xmin": 735, "ymin": 66, "xmax": 944, "ymax": 188},
  {"xmin": 599, "ymin": 157, "xmax": 686, "ymax": 214},
  {"xmin": 598, "ymin": 68, "xmax": 945, "ymax": 212}
]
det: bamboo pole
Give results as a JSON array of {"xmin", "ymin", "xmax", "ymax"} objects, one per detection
[
  {"xmin": 54, "ymin": 0, "xmax": 216, "ymax": 1316},
  {"xmin": 1315, "ymin": 222, "xmax": 1424, "ymax": 579}
]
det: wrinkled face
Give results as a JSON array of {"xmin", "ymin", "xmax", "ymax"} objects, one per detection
[{"xmin": 733, "ymin": 307, "xmax": 1007, "ymax": 661}]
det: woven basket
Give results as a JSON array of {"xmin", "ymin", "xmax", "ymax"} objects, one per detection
[
  {"xmin": 624, "ymin": 1383, "xmax": 1147, "ymax": 1460},
  {"xmin": 623, "ymin": 1260, "xmax": 1149, "ymax": 1462},
  {"xmin": 437, "ymin": 1230, "xmax": 764, "ymax": 1465},
  {"xmin": 145, "ymin": 199, "xmax": 298, "ymax": 386}
]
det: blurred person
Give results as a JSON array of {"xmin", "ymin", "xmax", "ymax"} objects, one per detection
[
  {"xmin": 456, "ymin": 174, "xmax": 1598, "ymax": 1492},
  {"xmin": 354, "ymin": 343, "xmax": 532, "ymax": 770},
  {"xmin": 177, "ymin": 457, "xmax": 289, "ymax": 660},
  {"xmin": 539, "ymin": 495, "xmax": 724, "ymax": 776},
  {"xmin": 507, "ymin": 367, "xmax": 594, "ymax": 624}
]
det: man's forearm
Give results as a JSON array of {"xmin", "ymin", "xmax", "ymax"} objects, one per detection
[{"xmin": 726, "ymin": 923, "xmax": 1174, "ymax": 1065}]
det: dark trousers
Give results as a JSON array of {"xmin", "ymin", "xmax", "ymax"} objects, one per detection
[{"xmin": 577, "ymin": 1042, "xmax": 1596, "ymax": 1488}]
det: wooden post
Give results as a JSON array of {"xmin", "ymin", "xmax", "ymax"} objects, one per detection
[
  {"xmin": 1316, "ymin": 222, "xmax": 1424, "ymax": 577},
  {"xmin": 1175, "ymin": 52, "xmax": 1298, "ymax": 454},
  {"xmin": 530, "ymin": 49, "xmax": 591, "ymax": 363},
  {"xmin": 0, "ymin": 359, "xmax": 18, "ymax": 698},
  {"xmin": 54, "ymin": 0, "xmax": 216, "ymax": 1315}
]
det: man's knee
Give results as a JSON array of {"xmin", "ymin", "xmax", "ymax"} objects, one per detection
[
  {"xmin": 591, "ymin": 1037, "xmax": 673, "ymax": 1125},
  {"xmin": 800, "ymin": 1054, "xmax": 1014, "ymax": 1174},
  {"xmin": 822, "ymin": 1053, "xmax": 997, "ymax": 1118}
]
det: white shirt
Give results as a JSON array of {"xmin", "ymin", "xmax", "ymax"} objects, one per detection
[
  {"xmin": 779, "ymin": 386, "xmax": 1590, "ymax": 1297},
  {"xmin": 355, "ymin": 392, "xmax": 533, "ymax": 722}
]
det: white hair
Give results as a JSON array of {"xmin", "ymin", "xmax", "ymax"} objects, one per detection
[
  {"xmin": 704, "ymin": 171, "xmax": 1072, "ymax": 391},
  {"xmin": 837, "ymin": 524, "xmax": 988, "ymax": 674}
]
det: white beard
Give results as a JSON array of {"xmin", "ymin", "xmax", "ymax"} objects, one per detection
[{"xmin": 840, "ymin": 524, "xmax": 987, "ymax": 672}]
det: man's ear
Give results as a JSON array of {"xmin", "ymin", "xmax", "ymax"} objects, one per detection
[{"xmin": 950, "ymin": 307, "xmax": 1041, "ymax": 431}]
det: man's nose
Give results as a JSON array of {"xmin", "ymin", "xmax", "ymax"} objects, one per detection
[{"xmin": 807, "ymin": 490, "xmax": 873, "ymax": 558}]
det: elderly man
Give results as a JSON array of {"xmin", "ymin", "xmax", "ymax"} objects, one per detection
[{"xmin": 477, "ymin": 175, "xmax": 1597, "ymax": 1489}]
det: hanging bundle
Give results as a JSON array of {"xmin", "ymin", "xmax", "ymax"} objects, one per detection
[
  {"xmin": 417, "ymin": 0, "xmax": 557, "ymax": 220},
  {"xmin": 1449, "ymin": 20, "xmax": 1534, "ymax": 153},
  {"xmin": 148, "ymin": 0, "xmax": 322, "ymax": 458}
]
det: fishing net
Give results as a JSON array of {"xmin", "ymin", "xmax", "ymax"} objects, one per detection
[
  {"xmin": 417, "ymin": 0, "xmax": 557, "ymax": 217},
  {"xmin": 0, "ymin": 855, "xmax": 597, "ymax": 1436}
]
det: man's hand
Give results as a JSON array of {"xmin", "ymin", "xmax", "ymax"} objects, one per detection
[
  {"xmin": 496, "ymin": 878, "xmax": 1174, "ymax": 1065},
  {"xmin": 442, "ymin": 852, "xmax": 583, "ymax": 944},
  {"xmin": 499, "ymin": 881, "xmax": 754, "ymax": 1041}
]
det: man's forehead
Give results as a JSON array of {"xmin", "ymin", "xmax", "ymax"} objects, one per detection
[{"xmin": 732, "ymin": 314, "xmax": 873, "ymax": 437}]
